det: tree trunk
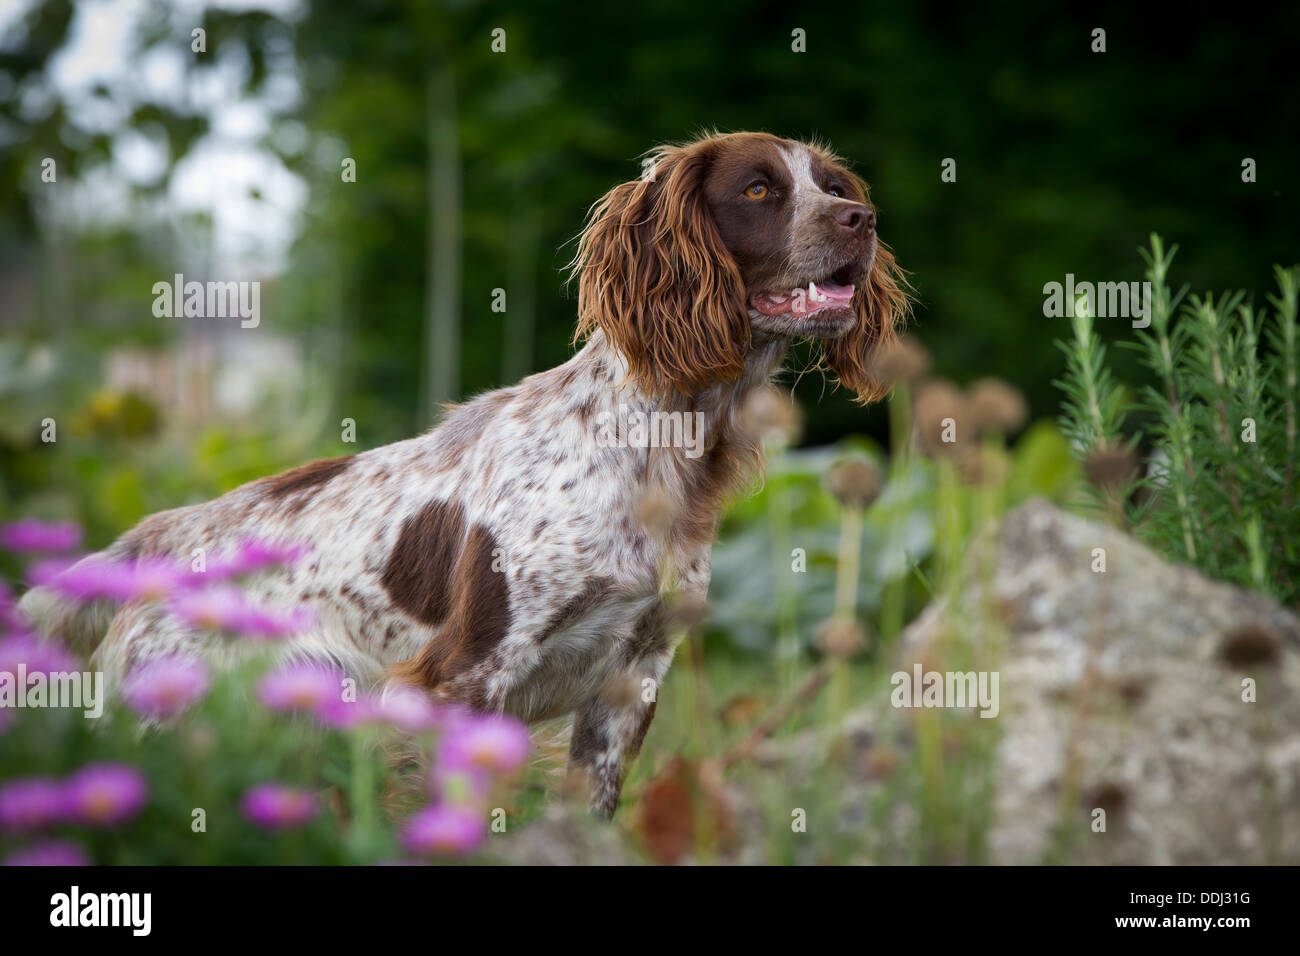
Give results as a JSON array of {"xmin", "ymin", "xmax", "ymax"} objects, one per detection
[
  {"xmin": 423, "ymin": 59, "xmax": 461, "ymax": 425},
  {"xmin": 502, "ymin": 196, "xmax": 539, "ymax": 385}
]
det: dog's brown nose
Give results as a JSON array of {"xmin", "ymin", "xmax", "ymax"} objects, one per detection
[{"xmin": 833, "ymin": 203, "xmax": 875, "ymax": 237}]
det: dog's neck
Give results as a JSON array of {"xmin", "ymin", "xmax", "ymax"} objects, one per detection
[{"xmin": 578, "ymin": 329, "xmax": 789, "ymax": 441}]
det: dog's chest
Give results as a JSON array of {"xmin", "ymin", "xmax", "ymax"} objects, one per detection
[{"xmin": 497, "ymin": 591, "xmax": 663, "ymax": 721}]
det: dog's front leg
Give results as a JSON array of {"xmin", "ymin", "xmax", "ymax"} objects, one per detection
[
  {"xmin": 566, "ymin": 679, "xmax": 661, "ymax": 819},
  {"xmin": 565, "ymin": 607, "xmax": 676, "ymax": 818}
]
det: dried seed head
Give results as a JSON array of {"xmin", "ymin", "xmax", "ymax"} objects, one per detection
[
  {"xmin": 665, "ymin": 590, "xmax": 709, "ymax": 632},
  {"xmin": 635, "ymin": 486, "xmax": 678, "ymax": 538},
  {"xmin": 967, "ymin": 377, "xmax": 1028, "ymax": 434},
  {"xmin": 602, "ymin": 672, "xmax": 646, "ymax": 710},
  {"xmin": 817, "ymin": 617, "xmax": 868, "ymax": 658},
  {"xmin": 827, "ymin": 457, "xmax": 883, "ymax": 508},
  {"xmin": 1083, "ymin": 442, "xmax": 1138, "ymax": 491},
  {"xmin": 869, "ymin": 335, "xmax": 931, "ymax": 386},
  {"xmin": 740, "ymin": 385, "xmax": 801, "ymax": 446},
  {"xmin": 954, "ymin": 443, "xmax": 1010, "ymax": 486},
  {"xmin": 862, "ymin": 745, "xmax": 901, "ymax": 780},
  {"xmin": 719, "ymin": 694, "xmax": 763, "ymax": 727},
  {"xmin": 912, "ymin": 378, "xmax": 965, "ymax": 456}
]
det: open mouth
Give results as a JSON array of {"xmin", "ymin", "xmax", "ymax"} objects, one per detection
[{"xmin": 750, "ymin": 263, "xmax": 861, "ymax": 319}]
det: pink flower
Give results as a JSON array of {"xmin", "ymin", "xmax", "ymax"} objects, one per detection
[
  {"xmin": 0, "ymin": 777, "xmax": 68, "ymax": 831},
  {"xmin": 0, "ymin": 580, "xmax": 21, "ymax": 632},
  {"xmin": 438, "ymin": 713, "xmax": 531, "ymax": 776},
  {"xmin": 125, "ymin": 558, "xmax": 191, "ymax": 602},
  {"xmin": 169, "ymin": 586, "xmax": 314, "ymax": 640},
  {"xmin": 257, "ymin": 662, "xmax": 345, "ymax": 714},
  {"xmin": 238, "ymin": 603, "xmax": 315, "ymax": 640},
  {"xmin": 169, "ymin": 586, "xmax": 248, "ymax": 633},
  {"xmin": 203, "ymin": 539, "xmax": 309, "ymax": 580},
  {"xmin": 120, "ymin": 656, "xmax": 210, "ymax": 719},
  {"xmin": 315, "ymin": 693, "xmax": 379, "ymax": 729},
  {"xmin": 27, "ymin": 557, "xmax": 108, "ymax": 600},
  {"xmin": 0, "ymin": 633, "xmax": 80, "ymax": 676},
  {"xmin": 31, "ymin": 555, "xmax": 187, "ymax": 605},
  {"xmin": 2, "ymin": 840, "xmax": 90, "ymax": 867},
  {"xmin": 400, "ymin": 803, "xmax": 486, "ymax": 857},
  {"xmin": 0, "ymin": 519, "xmax": 82, "ymax": 554},
  {"xmin": 374, "ymin": 686, "xmax": 443, "ymax": 733},
  {"xmin": 64, "ymin": 763, "xmax": 147, "ymax": 826},
  {"xmin": 240, "ymin": 783, "xmax": 317, "ymax": 829}
]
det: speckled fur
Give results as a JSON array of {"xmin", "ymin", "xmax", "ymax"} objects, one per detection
[{"xmin": 22, "ymin": 134, "xmax": 902, "ymax": 816}]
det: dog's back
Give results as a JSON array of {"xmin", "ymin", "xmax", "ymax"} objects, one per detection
[
  {"xmin": 21, "ymin": 408, "xmax": 494, "ymax": 686},
  {"xmin": 19, "ymin": 353, "xmax": 687, "ymax": 708}
]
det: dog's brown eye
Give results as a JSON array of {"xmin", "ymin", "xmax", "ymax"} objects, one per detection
[
  {"xmin": 744, "ymin": 182, "xmax": 769, "ymax": 199},
  {"xmin": 828, "ymin": 186, "xmax": 843, "ymax": 198}
]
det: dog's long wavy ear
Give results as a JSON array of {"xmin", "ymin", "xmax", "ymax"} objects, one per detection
[
  {"xmin": 824, "ymin": 171, "xmax": 912, "ymax": 403},
  {"xmin": 570, "ymin": 143, "xmax": 750, "ymax": 396}
]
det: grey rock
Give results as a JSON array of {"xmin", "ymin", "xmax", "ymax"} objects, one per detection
[{"xmin": 900, "ymin": 498, "xmax": 1300, "ymax": 864}]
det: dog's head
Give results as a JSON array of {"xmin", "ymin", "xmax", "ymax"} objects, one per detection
[{"xmin": 572, "ymin": 131, "xmax": 908, "ymax": 401}]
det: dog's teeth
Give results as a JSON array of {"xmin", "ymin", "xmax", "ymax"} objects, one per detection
[{"xmin": 809, "ymin": 281, "xmax": 828, "ymax": 302}]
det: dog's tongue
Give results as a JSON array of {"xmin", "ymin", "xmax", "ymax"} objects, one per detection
[
  {"xmin": 754, "ymin": 281, "xmax": 855, "ymax": 316},
  {"xmin": 807, "ymin": 280, "xmax": 855, "ymax": 302}
]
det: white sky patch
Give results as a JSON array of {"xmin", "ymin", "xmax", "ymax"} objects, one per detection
[
  {"xmin": 170, "ymin": 141, "xmax": 306, "ymax": 276},
  {"xmin": 18, "ymin": 0, "xmax": 309, "ymax": 276},
  {"xmin": 113, "ymin": 126, "xmax": 170, "ymax": 185},
  {"xmin": 47, "ymin": 0, "xmax": 143, "ymax": 96},
  {"xmin": 136, "ymin": 42, "xmax": 190, "ymax": 112}
]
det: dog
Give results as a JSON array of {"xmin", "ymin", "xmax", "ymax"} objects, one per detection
[{"xmin": 22, "ymin": 131, "xmax": 907, "ymax": 816}]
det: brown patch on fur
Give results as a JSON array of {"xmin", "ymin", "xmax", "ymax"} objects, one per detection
[
  {"xmin": 387, "ymin": 521, "xmax": 513, "ymax": 690},
  {"xmin": 556, "ymin": 364, "xmax": 580, "ymax": 391},
  {"xmin": 672, "ymin": 426, "xmax": 756, "ymax": 551},
  {"xmin": 463, "ymin": 680, "xmax": 493, "ymax": 713},
  {"xmin": 539, "ymin": 578, "xmax": 614, "ymax": 643},
  {"xmin": 570, "ymin": 699, "xmax": 612, "ymax": 760},
  {"xmin": 380, "ymin": 499, "xmax": 466, "ymax": 625},
  {"xmin": 259, "ymin": 455, "xmax": 354, "ymax": 510},
  {"xmin": 622, "ymin": 603, "xmax": 670, "ymax": 668}
]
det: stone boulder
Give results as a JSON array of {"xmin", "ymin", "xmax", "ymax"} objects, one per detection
[{"xmin": 899, "ymin": 498, "xmax": 1300, "ymax": 864}]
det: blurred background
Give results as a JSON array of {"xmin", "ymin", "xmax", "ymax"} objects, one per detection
[
  {"xmin": 1, "ymin": 0, "xmax": 1295, "ymax": 540},
  {"xmin": 1, "ymin": 0, "xmax": 1297, "ymax": 867}
]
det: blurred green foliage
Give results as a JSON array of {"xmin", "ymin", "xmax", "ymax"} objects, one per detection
[
  {"xmin": 2, "ymin": 2, "xmax": 1295, "ymax": 460},
  {"xmin": 707, "ymin": 419, "xmax": 1077, "ymax": 655},
  {"xmin": 0, "ymin": 3, "xmax": 1292, "ymax": 866}
]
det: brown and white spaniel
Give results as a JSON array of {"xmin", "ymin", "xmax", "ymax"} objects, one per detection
[{"xmin": 23, "ymin": 131, "xmax": 908, "ymax": 816}]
